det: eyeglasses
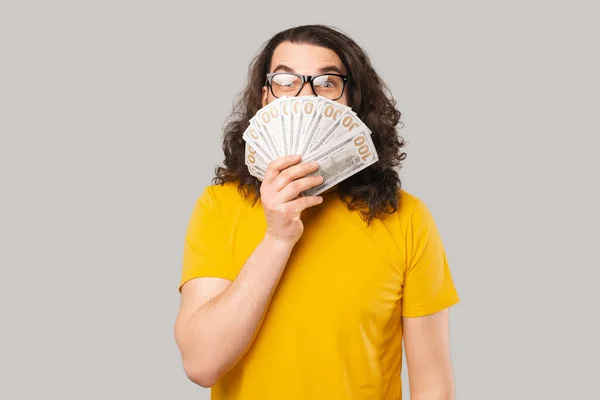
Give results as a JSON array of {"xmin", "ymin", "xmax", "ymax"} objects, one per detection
[{"xmin": 266, "ymin": 72, "xmax": 349, "ymax": 100}]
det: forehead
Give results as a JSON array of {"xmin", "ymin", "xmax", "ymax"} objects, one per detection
[{"xmin": 269, "ymin": 42, "xmax": 346, "ymax": 74}]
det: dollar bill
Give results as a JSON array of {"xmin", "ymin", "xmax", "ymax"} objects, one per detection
[
  {"xmin": 242, "ymin": 122, "xmax": 276, "ymax": 162},
  {"xmin": 288, "ymin": 97, "xmax": 303, "ymax": 155},
  {"xmin": 305, "ymin": 109, "xmax": 371, "ymax": 157},
  {"xmin": 253, "ymin": 99, "xmax": 287, "ymax": 159},
  {"xmin": 245, "ymin": 142, "xmax": 269, "ymax": 179},
  {"xmin": 296, "ymin": 97, "xmax": 323, "ymax": 155},
  {"xmin": 302, "ymin": 129, "xmax": 379, "ymax": 196},
  {"xmin": 280, "ymin": 98, "xmax": 292, "ymax": 155},
  {"xmin": 292, "ymin": 97, "xmax": 319, "ymax": 155},
  {"xmin": 248, "ymin": 164, "xmax": 266, "ymax": 179},
  {"xmin": 298, "ymin": 98, "xmax": 350, "ymax": 157}
]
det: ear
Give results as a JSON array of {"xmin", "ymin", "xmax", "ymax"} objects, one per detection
[{"xmin": 261, "ymin": 86, "xmax": 268, "ymax": 108}]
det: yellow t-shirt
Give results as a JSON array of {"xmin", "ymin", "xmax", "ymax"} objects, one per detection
[{"xmin": 179, "ymin": 182, "xmax": 460, "ymax": 399}]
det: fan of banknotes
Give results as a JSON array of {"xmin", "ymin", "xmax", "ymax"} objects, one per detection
[{"xmin": 243, "ymin": 95, "xmax": 378, "ymax": 196}]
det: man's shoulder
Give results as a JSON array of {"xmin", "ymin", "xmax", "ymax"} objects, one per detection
[
  {"xmin": 201, "ymin": 181, "xmax": 254, "ymax": 209},
  {"xmin": 396, "ymin": 188, "xmax": 424, "ymax": 216},
  {"xmin": 204, "ymin": 181, "xmax": 241, "ymax": 198},
  {"xmin": 373, "ymin": 188, "xmax": 431, "ymax": 230},
  {"xmin": 393, "ymin": 188, "xmax": 443, "ymax": 230}
]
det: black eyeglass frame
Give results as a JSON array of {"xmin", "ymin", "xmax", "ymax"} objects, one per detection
[{"xmin": 266, "ymin": 72, "xmax": 349, "ymax": 100}]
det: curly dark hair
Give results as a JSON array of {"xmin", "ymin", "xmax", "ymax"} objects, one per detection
[{"xmin": 213, "ymin": 24, "xmax": 407, "ymax": 223}]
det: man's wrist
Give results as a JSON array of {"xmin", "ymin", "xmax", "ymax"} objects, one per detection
[{"xmin": 262, "ymin": 232, "xmax": 296, "ymax": 253}]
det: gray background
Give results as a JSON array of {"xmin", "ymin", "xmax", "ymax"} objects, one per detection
[{"xmin": 1, "ymin": 0, "xmax": 598, "ymax": 399}]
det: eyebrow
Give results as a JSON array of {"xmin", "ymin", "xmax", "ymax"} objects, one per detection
[
  {"xmin": 317, "ymin": 65, "xmax": 343, "ymax": 74},
  {"xmin": 272, "ymin": 64, "xmax": 345, "ymax": 75},
  {"xmin": 272, "ymin": 64, "xmax": 295, "ymax": 73}
]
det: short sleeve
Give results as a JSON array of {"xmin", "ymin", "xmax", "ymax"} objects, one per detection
[
  {"xmin": 178, "ymin": 186, "xmax": 235, "ymax": 292},
  {"xmin": 401, "ymin": 200, "xmax": 460, "ymax": 317}
]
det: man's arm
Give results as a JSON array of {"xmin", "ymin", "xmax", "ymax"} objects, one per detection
[
  {"xmin": 174, "ymin": 155, "xmax": 323, "ymax": 388},
  {"xmin": 403, "ymin": 309, "xmax": 455, "ymax": 400},
  {"xmin": 174, "ymin": 235, "xmax": 294, "ymax": 387}
]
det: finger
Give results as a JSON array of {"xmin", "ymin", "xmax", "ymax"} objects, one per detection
[
  {"xmin": 263, "ymin": 155, "xmax": 302, "ymax": 185},
  {"xmin": 277, "ymin": 175, "xmax": 324, "ymax": 203},
  {"xmin": 286, "ymin": 195, "xmax": 324, "ymax": 214},
  {"xmin": 271, "ymin": 162, "xmax": 320, "ymax": 192}
]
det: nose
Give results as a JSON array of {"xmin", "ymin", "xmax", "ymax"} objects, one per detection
[{"xmin": 298, "ymin": 80, "xmax": 316, "ymax": 97}]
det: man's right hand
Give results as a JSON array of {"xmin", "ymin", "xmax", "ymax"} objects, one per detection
[{"xmin": 260, "ymin": 155, "xmax": 324, "ymax": 244}]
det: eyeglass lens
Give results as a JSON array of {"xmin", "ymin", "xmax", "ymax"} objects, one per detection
[{"xmin": 270, "ymin": 73, "xmax": 345, "ymax": 99}]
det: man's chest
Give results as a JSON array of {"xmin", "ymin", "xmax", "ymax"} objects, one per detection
[{"xmin": 225, "ymin": 204, "xmax": 408, "ymax": 326}]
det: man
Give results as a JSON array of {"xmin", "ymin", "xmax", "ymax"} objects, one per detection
[{"xmin": 175, "ymin": 24, "xmax": 460, "ymax": 399}]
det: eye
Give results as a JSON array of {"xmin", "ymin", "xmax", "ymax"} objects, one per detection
[
  {"xmin": 313, "ymin": 75, "xmax": 340, "ymax": 89},
  {"xmin": 272, "ymin": 73, "xmax": 300, "ymax": 88}
]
